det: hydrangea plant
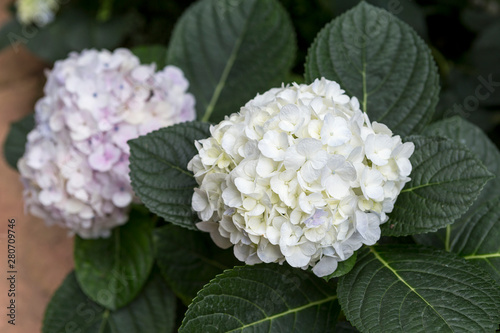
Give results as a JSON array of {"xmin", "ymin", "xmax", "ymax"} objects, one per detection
[
  {"xmin": 18, "ymin": 48, "xmax": 195, "ymax": 238},
  {"xmin": 4, "ymin": 0, "xmax": 500, "ymax": 332},
  {"xmin": 189, "ymin": 78, "xmax": 414, "ymax": 277}
]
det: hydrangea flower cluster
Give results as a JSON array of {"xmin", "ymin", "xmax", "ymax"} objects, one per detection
[
  {"xmin": 19, "ymin": 48, "xmax": 196, "ymax": 238},
  {"xmin": 16, "ymin": 0, "xmax": 59, "ymax": 26},
  {"xmin": 188, "ymin": 78, "xmax": 414, "ymax": 277}
]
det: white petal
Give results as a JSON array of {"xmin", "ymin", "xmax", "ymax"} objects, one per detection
[
  {"xmin": 312, "ymin": 257, "xmax": 338, "ymax": 277},
  {"xmin": 257, "ymin": 240, "xmax": 282, "ymax": 263},
  {"xmin": 284, "ymin": 246, "xmax": 311, "ymax": 267}
]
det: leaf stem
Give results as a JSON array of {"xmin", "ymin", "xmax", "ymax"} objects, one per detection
[
  {"xmin": 445, "ymin": 225, "xmax": 451, "ymax": 252},
  {"xmin": 362, "ymin": 62, "xmax": 367, "ymax": 113},
  {"xmin": 97, "ymin": 0, "xmax": 113, "ymax": 21},
  {"xmin": 98, "ymin": 309, "xmax": 110, "ymax": 333},
  {"xmin": 463, "ymin": 253, "xmax": 500, "ymax": 260}
]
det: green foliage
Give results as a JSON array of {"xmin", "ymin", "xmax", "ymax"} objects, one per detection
[
  {"xmin": 3, "ymin": 113, "xmax": 34, "ymax": 170},
  {"xmin": 383, "ymin": 135, "xmax": 492, "ymax": 236},
  {"xmin": 338, "ymin": 246, "xmax": 500, "ymax": 333},
  {"xmin": 305, "ymin": 2, "xmax": 439, "ymax": 136},
  {"xmin": 322, "ymin": 252, "xmax": 357, "ymax": 281},
  {"xmin": 128, "ymin": 121, "xmax": 210, "ymax": 229},
  {"xmin": 132, "ymin": 45, "xmax": 168, "ymax": 69},
  {"xmin": 23, "ymin": 1, "xmax": 500, "ymax": 332},
  {"xmin": 471, "ymin": 21, "xmax": 500, "ymax": 107},
  {"xmin": 42, "ymin": 270, "xmax": 176, "ymax": 333},
  {"xmin": 424, "ymin": 117, "xmax": 500, "ymax": 198},
  {"xmin": 74, "ymin": 209, "xmax": 155, "ymax": 310},
  {"xmin": 0, "ymin": 9, "xmax": 138, "ymax": 62},
  {"xmin": 449, "ymin": 196, "xmax": 500, "ymax": 285},
  {"xmin": 416, "ymin": 196, "xmax": 500, "ymax": 285},
  {"xmin": 154, "ymin": 224, "xmax": 239, "ymax": 305},
  {"xmin": 327, "ymin": 0, "xmax": 427, "ymax": 38},
  {"xmin": 179, "ymin": 264, "xmax": 340, "ymax": 332},
  {"xmin": 413, "ymin": 117, "xmax": 500, "ymax": 248},
  {"xmin": 166, "ymin": 0, "xmax": 296, "ymax": 122}
]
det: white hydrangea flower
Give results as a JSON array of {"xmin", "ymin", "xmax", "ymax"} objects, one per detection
[
  {"xmin": 188, "ymin": 78, "xmax": 414, "ymax": 277},
  {"xmin": 16, "ymin": 0, "xmax": 59, "ymax": 26},
  {"xmin": 19, "ymin": 48, "xmax": 196, "ymax": 238}
]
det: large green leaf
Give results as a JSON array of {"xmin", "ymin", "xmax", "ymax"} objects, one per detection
[
  {"xmin": 413, "ymin": 116, "xmax": 500, "ymax": 248},
  {"xmin": 383, "ymin": 135, "xmax": 492, "ymax": 236},
  {"xmin": 154, "ymin": 224, "xmax": 239, "ymax": 304},
  {"xmin": 167, "ymin": 0, "xmax": 296, "ymax": 122},
  {"xmin": 423, "ymin": 116, "xmax": 500, "ymax": 201},
  {"xmin": 3, "ymin": 113, "xmax": 34, "ymax": 170},
  {"xmin": 471, "ymin": 21, "xmax": 500, "ymax": 107},
  {"xmin": 328, "ymin": 0, "xmax": 428, "ymax": 38},
  {"xmin": 447, "ymin": 196, "xmax": 500, "ymax": 285},
  {"xmin": 338, "ymin": 246, "xmax": 500, "ymax": 333},
  {"xmin": 128, "ymin": 121, "xmax": 210, "ymax": 229},
  {"xmin": 74, "ymin": 209, "xmax": 155, "ymax": 310},
  {"xmin": 43, "ymin": 270, "xmax": 176, "ymax": 333},
  {"xmin": 305, "ymin": 2, "xmax": 439, "ymax": 136},
  {"xmin": 180, "ymin": 264, "xmax": 340, "ymax": 332}
]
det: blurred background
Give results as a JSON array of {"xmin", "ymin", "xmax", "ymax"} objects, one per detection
[{"xmin": 0, "ymin": 0, "xmax": 498, "ymax": 331}]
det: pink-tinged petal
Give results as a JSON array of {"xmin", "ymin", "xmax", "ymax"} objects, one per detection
[
  {"xmin": 138, "ymin": 120, "xmax": 162, "ymax": 136},
  {"xmin": 112, "ymin": 124, "xmax": 139, "ymax": 152},
  {"xmin": 180, "ymin": 94, "xmax": 196, "ymax": 122},
  {"xmin": 131, "ymin": 65, "xmax": 154, "ymax": 82},
  {"xmin": 163, "ymin": 66, "xmax": 189, "ymax": 90},
  {"xmin": 112, "ymin": 191, "xmax": 132, "ymax": 208},
  {"xmin": 88, "ymin": 143, "xmax": 121, "ymax": 172}
]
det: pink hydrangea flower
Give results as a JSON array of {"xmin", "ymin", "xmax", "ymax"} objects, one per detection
[{"xmin": 18, "ymin": 48, "xmax": 196, "ymax": 238}]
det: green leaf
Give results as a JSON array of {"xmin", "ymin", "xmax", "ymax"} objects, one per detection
[
  {"xmin": 447, "ymin": 196, "xmax": 500, "ymax": 285},
  {"xmin": 322, "ymin": 251, "xmax": 357, "ymax": 281},
  {"xmin": 383, "ymin": 135, "xmax": 493, "ymax": 236},
  {"xmin": 471, "ymin": 21, "xmax": 500, "ymax": 107},
  {"xmin": 328, "ymin": 0, "xmax": 427, "ymax": 38},
  {"xmin": 305, "ymin": 2, "xmax": 439, "ymax": 136},
  {"xmin": 43, "ymin": 270, "xmax": 176, "ymax": 333},
  {"xmin": 413, "ymin": 116, "xmax": 500, "ymax": 248},
  {"xmin": 3, "ymin": 113, "xmax": 34, "ymax": 170},
  {"xmin": 167, "ymin": 0, "xmax": 296, "ymax": 122},
  {"xmin": 74, "ymin": 209, "xmax": 155, "ymax": 310},
  {"xmin": 335, "ymin": 321, "xmax": 360, "ymax": 333},
  {"xmin": 423, "ymin": 116, "xmax": 500, "ymax": 201},
  {"xmin": 180, "ymin": 264, "xmax": 339, "ymax": 333},
  {"xmin": 128, "ymin": 121, "xmax": 210, "ymax": 230},
  {"xmin": 338, "ymin": 246, "xmax": 500, "ymax": 333},
  {"xmin": 154, "ymin": 224, "xmax": 239, "ymax": 305},
  {"xmin": 0, "ymin": 9, "xmax": 138, "ymax": 63},
  {"xmin": 132, "ymin": 45, "xmax": 168, "ymax": 69}
]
